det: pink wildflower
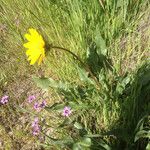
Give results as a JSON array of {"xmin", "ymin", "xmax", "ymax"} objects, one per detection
[
  {"xmin": 34, "ymin": 102, "xmax": 41, "ymax": 112},
  {"xmin": 40, "ymin": 100, "xmax": 46, "ymax": 108},
  {"xmin": 32, "ymin": 117, "xmax": 40, "ymax": 136},
  {"xmin": 1, "ymin": 95, "xmax": 9, "ymax": 104},
  {"xmin": 32, "ymin": 117, "xmax": 39, "ymax": 127},
  {"xmin": 62, "ymin": 106, "xmax": 72, "ymax": 117},
  {"xmin": 28, "ymin": 95, "xmax": 36, "ymax": 103}
]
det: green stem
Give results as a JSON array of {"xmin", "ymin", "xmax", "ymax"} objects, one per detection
[{"xmin": 49, "ymin": 45, "xmax": 101, "ymax": 89}]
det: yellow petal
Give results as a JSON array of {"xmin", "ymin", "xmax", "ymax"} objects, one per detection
[
  {"xmin": 30, "ymin": 58, "xmax": 37, "ymax": 65},
  {"xmin": 29, "ymin": 28, "xmax": 38, "ymax": 36},
  {"xmin": 23, "ymin": 28, "xmax": 46, "ymax": 65},
  {"xmin": 23, "ymin": 42, "xmax": 30, "ymax": 48},
  {"xmin": 25, "ymin": 33, "xmax": 32, "ymax": 41},
  {"xmin": 29, "ymin": 55, "xmax": 39, "ymax": 65},
  {"xmin": 26, "ymin": 49, "xmax": 32, "ymax": 56}
]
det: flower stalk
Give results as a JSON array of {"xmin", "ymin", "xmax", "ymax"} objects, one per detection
[{"xmin": 47, "ymin": 44, "xmax": 101, "ymax": 89}]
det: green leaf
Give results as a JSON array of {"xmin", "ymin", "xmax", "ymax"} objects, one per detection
[
  {"xmin": 68, "ymin": 101, "xmax": 92, "ymax": 110},
  {"xmin": 116, "ymin": 75, "xmax": 131, "ymax": 95},
  {"xmin": 93, "ymin": 139, "xmax": 111, "ymax": 150},
  {"xmin": 116, "ymin": 0, "xmax": 123, "ymax": 8},
  {"xmin": 33, "ymin": 76, "xmax": 53, "ymax": 90},
  {"xmin": 146, "ymin": 142, "xmax": 150, "ymax": 150},
  {"xmin": 77, "ymin": 67, "xmax": 95, "ymax": 85},
  {"xmin": 95, "ymin": 28, "xmax": 107, "ymax": 56},
  {"xmin": 45, "ymin": 103, "xmax": 64, "ymax": 111},
  {"xmin": 116, "ymin": 85, "xmax": 124, "ymax": 94},
  {"xmin": 33, "ymin": 76, "xmax": 70, "ymax": 91},
  {"xmin": 122, "ymin": 76, "xmax": 131, "ymax": 85},
  {"xmin": 134, "ymin": 115, "xmax": 148, "ymax": 133},
  {"xmin": 80, "ymin": 137, "xmax": 91, "ymax": 147},
  {"xmin": 74, "ymin": 122, "xmax": 83, "ymax": 130},
  {"xmin": 134, "ymin": 130, "xmax": 150, "ymax": 142},
  {"xmin": 73, "ymin": 143, "xmax": 82, "ymax": 150},
  {"xmin": 73, "ymin": 138, "xmax": 91, "ymax": 150},
  {"xmin": 139, "ymin": 70, "xmax": 150, "ymax": 86},
  {"xmin": 58, "ymin": 118, "xmax": 72, "ymax": 128},
  {"xmin": 99, "ymin": 142, "xmax": 111, "ymax": 150}
]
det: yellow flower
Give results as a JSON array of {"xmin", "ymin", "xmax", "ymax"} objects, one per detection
[{"xmin": 23, "ymin": 28, "xmax": 45, "ymax": 65}]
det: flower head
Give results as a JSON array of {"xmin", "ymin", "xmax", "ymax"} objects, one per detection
[
  {"xmin": 32, "ymin": 125, "xmax": 40, "ymax": 136},
  {"xmin": 62, "ymin": 106, "xmax": 72, "ymax": 117},
  {"xmin": 32, "ymin": 117, "xmax": 40, "ymax": 136},
  {"xmin": 1, "ymin": 95, "xmax": 9, "ymax": 104},
  {"xmin": 34, "ymin": 102, "xmax": 41, "ymax": 112},
  {"xmin": 28, "ymin": 95, "xmax": 36, "ymax": 103},
  {"xmin": 32, "ymin": 117, "xmax": 39, "ymax": 127},
  {"xmin": 23, "ymin": 28, "xmax": 45, "ymax": 65},
  {"xmin": 40, "ymin": 100, "xmax": 46, "ymax": 108}
]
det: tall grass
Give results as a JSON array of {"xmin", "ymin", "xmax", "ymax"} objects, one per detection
[{"xmin": 0, "ymin": 0, "xmax": 150, "ymax": 149}]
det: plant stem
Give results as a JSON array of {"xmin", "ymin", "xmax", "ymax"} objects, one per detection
[{"xmin": 49, "ymin": 45, "xmax": 101, "ymax": 88}]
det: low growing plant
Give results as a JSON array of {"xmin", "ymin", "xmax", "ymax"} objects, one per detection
[{"xmin": 22, "ymin": 28, "xmax": 149, "ymax": 150}]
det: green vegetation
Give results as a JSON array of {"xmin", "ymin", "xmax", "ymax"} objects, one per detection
[{"xmin": 0, "ymin": 0, "xmax": 150, "ymax": 149}]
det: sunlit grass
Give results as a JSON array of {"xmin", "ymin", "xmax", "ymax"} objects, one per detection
[{"xmin": 0, "ymin": 0, "xmax": 149, "ymax": 149}]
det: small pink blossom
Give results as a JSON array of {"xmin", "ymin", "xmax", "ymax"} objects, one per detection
[
  {"xmin": 28, "ymin": 95, "xmax": 36, "ymax": 103},
  {"xmin": 32, "ymin": 117, "xmax": 40, "ymax": 136},
  {"xmin": 32, "ymin": 117, "xmax": 39, "ymax": 127},
  {"xmin": 40, "ymin": 100, "xmax": 46, "ymax": 108},
  {"xmin": 62, "ymin": 106, "xmax": 72, "ymax": 117},
  {"xmin": 33, "ymin": 126, "xmax": 40, "ymax": 135},
  {"xmin": 1, "ymin": 95, "xmax": 9, "ymax": 104},
  {"xmin": 34, "ymin": 102, "xmax": 41, "ymax": 112}
]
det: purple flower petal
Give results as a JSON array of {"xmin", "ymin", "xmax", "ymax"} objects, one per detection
[
  {"xmin": 28, "ymin": 95, "xmax": 36, "ymax": 103},
  {"xmin": 33, "ymin": 102, "xmax": 41, "ymax": 111},
  {"xmin": 32, "ymin": 117, "xmax": 39, "ymax": 127},
  {"xmin": 40, "ymin": 100, "xmax": 46, "ymax": 108},
  {"xmin": 32, "ymin": 117, "xmax": 40, "ymax": 136},
  {"xmin": 1, "ymin": 95, "xmax": 9, "ymax": 104},
  {"xmin": 62, "ymin": 106, "xmax": 72, "ymax": 117}
]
